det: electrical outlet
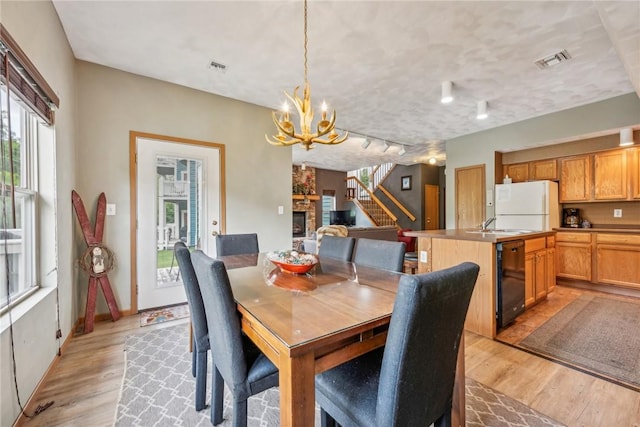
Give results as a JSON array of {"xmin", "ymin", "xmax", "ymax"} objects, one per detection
[
  {"xmin": 106, "ymin": 203, "xmax": 116, "ymax": 216},
  {"xmin": 614, "ymin": 209, "xmax": 622, "ymax": 218},
  {"xmin": 420, "ymin": 251, "xmax": 428, "ymax": 263}
]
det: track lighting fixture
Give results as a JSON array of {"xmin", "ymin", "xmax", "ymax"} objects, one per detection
[
  {"xmin": 476, "ymin": 100, "xmax": 488, "ymax": 120},
  {"xmin": 441, "ymin": 81, "xmax": 454, "ymax": 104},
  {"xmin": 398, "ymin": 146, "xmax": 406, "ymax": 156},
  {"xmin": 361, "ymin": 138, "xmax": 372, "ymax": 149},
  {"xmin": 620, "ymin": 128, "xmax": 634, "ymax": 147},
  {"xmin": 382, "ymin": 141, "xmax": 390, "ymax": 153}
]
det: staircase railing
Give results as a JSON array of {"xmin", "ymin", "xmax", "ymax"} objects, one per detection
[
  {"xmin": 377, "ymin": 184, "xmax": 417, "ymax": 221},
  {"xmin": 346, "ymin": 176, "xmax": 397, "ymax": 224}
]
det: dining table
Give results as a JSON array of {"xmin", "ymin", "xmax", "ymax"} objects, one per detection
[{"xmin": 219, "ymin": 252, "xmax": 465, "ymax": 427}]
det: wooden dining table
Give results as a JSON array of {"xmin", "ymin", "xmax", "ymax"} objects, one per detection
[{"xmin": 219, "ymin": 253, "xmax": 465, "ymax": 427}]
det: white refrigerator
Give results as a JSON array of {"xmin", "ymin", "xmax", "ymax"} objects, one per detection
[{"xmin": 494, "ymin": 180, "xmax": 560, "ymax": 231}]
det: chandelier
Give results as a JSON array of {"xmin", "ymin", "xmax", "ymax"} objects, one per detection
[{"xmin": 266, "ymin": 0, "xmax": 348, "ymax": 150}]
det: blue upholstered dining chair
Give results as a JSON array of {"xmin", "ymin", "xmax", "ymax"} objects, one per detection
[
  {"xmin": 315, "ymin": 262, "xmax": 480, "ymax": 427},
  {"xmin": 191, "ymin": 250, "xmax": 279, "ymax": 427},
  {"xmin": 318, "ymin": 235, "xmax": 356, "ymax": 262},
  {"xmin": 173, "ymin": 242, "xmax": 224, "ymax": 414},
  {"xmin": 352, "ymin": 238, "xmax": 406, "ymax": 272},
  {"xmin": 215, "ymin": 233, "xmax": 259, "ymax": 256}
]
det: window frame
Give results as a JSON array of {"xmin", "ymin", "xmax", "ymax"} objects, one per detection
[{"xmin": 1, "ymin": 87, "xmax": 39, "ymax": 312}]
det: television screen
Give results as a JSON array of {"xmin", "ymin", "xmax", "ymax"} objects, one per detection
[{"xmin": 329, "ymin": 210, "xmax": 355, "ymax": 226}]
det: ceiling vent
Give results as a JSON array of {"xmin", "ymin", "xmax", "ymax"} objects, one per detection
[
  {"xmin": 535, "ymin": 49, "xmax": 572, "ymax": 69},
  {"xmin": 208, "ymin": 60, "xmax": 227, "ymax": 73}
]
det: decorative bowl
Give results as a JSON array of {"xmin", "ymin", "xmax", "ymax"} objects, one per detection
[{"xmin": 267, "ymin": 250, "xmax": 318, "ymax": 274}]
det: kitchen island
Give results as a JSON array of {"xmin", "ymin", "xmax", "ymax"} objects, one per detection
[{"xmin": 404, "ymin": 229, "xmax": 556, "ymax": 338}]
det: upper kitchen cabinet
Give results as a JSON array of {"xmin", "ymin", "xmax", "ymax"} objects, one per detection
[
  {"xmin": 632, "ymin": 147, "xmax": 640, "ymax": 200},
  {"xmin": 559, "ymin": 155, "xmax": 591, "ymax": 202},
  {"xmin": 531, "ymin": 159, "xmax": 558, "ymax": 181},
  {"xmin": 593, "ymin": 149, "xmax": 628, "ymax": 200},
  {"xmin": 559, "ymin": 147, "xmax": 638, "ymax": 202},
  {"xmin": 503, "ymin": 162, "xmax": 529, "ymax": 183},
  {"xmin": 502, "ymin": 159, "xmax": 557, "ymax": 183}
]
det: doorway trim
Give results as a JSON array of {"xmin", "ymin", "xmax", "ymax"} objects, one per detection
[{"xmin": 129, "ymin": 131, "xmax": 226, "ymax": 313}]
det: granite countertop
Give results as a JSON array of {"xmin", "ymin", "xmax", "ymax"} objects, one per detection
[{"xmin": 404, "ymin": 229, "xmax": 555, "ymax": 243}]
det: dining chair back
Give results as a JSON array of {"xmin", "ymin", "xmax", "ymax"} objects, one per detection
[
  {"xmin": 215, "ymin": 233, "xmax": 259, "ymax": 256},
  {"xmin": 315, "ymin": 262, "xmax": 480, "ymax": 427},
  {"xmin": 173, "ymin": 241, "xmax": 222, "ymax": 413},
  {"xmin": 191, "ymin": 250, "xmax": 279, "ymax": 427},
  {"xmin": 318, "ymin": 235, "xmax": 356, "ymax": 262},
  {"xmin": 353, "ymin": 238, "xmax": 406, "ymax": 272}
]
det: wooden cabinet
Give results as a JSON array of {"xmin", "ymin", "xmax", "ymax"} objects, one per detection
[
  {"xmin": 545, "ymin": 235, "xmax": 556, "ymax": 294},
  {"xmin": 524, "ymin": 237, "xmax": 548, "ymax": 308},
  {"xmin": 559, "ymin": 155, "xmax": 592, "ymax": 202},
  {"xmin": 593, "ymin": 149, "xmax": 628, "ymax": 200},
  {"xmin": 596, "ymin": 233, "xmax": 640, "ymax": 290},
  {"xmin": 531, "ymin": 159, "xmax": 558, "ymax": 181},
  {"xmin": 546, "ymin": 247, "xmax": 556, "ymax": 293},
  {"xmin": 503, "ymin": 159, "xmax": 557, "ymax": 183},
  {"xmin": 555, "ymin": 231, "xmax": 592, "ymax": 281},
  {"xmin": 631, "ymin": 148, "xmax": 640, "ymax": 199},
  {"xmin": 503, "ymin": 163, "xmax": 529, "ymax": 183}
]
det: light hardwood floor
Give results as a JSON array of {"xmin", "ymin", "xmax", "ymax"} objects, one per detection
[{"xmin": 14, "ymin": 290, "xmax": 640, "ymax": 427}]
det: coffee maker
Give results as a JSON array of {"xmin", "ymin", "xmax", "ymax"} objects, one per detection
[{"xmin": 563, "ymin": 208, "xmax": 581, "ymax": 228}]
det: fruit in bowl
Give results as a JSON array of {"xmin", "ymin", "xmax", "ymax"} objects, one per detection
[{"xmin": 267, "ymin": 250, "xmax": 318, "ymax": 274}]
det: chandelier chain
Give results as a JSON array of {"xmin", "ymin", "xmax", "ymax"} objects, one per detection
[
  {"xmin": 303, "ymin": 0, "xmax": 308, "ymax": 85},
  {"xmin": 265, "ymin": 0, "xmax": 348, "ymax": 150}
]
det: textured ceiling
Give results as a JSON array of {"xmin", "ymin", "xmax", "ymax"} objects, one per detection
[{"xmin": 52, "ymin": 1, "xmax": 640, "ymax": 171}]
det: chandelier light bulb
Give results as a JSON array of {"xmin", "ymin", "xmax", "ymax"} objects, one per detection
[
  {"xmin": 429, "ymin": 157, "xmax": 437, "ymax": 165},
  {"xmin": 441, "ymin": 81, "xmax": 454, "ymax": 104}
]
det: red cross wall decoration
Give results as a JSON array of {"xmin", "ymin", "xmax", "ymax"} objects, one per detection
[{"xmin": 72, "ymin": 190, "xmax": 120, "ymax": 333}]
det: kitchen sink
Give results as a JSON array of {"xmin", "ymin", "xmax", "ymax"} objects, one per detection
[{"xmin": 465, "ymin": 229, "xmax": 533, "ymax": 235}]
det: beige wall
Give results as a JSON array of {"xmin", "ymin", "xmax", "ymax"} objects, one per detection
[
  {"xmin": 1, "ymin": 1, "xmax": 77, "ymax": 425},
  {"xmin": 445, "ymin": 93, "xmax": 640, "ymax": 228},
  {"xmin": 75, "ymin": 61, "xmax": 292, "ymax": 315},
  {"xmin": 1, "ymin": 1, "xmax": 292, "ymax": 424}
]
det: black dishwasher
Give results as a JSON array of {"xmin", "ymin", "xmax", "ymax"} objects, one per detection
[{"xmin": 496, "ymin": 240, "xmax": 525, "ymax": 329}]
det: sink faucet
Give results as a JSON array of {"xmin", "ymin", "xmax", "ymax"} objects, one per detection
[{"xmin": 480, "ymin": 217, "xmax": 496, "ymax": 230}]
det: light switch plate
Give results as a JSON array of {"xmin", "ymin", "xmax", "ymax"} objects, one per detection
[
  {"xmin": 278, "ymin": 205, "xmax": 284, "ymax": 215},
  {"xmin": 106, "ymin": 203, "xmax": 116, "ymax": 216},
  {"xmin": 420, "ymin": 251, "xmax": 428, "ymax": 263}
]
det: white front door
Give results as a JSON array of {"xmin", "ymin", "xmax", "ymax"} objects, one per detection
[{"xmin": 135, "ymin": 135, "xmax": 222, "ymax": 310}]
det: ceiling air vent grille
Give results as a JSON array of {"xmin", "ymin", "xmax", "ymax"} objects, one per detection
[
  {"xmin": 208, "ymin": 60, "xmax": 227, "ymax": 73},
  {"xmin": 535, "ymin": 49, "xmax": 572, "ymax": 69}
]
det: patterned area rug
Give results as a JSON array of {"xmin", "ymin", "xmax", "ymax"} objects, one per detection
[
  {"xmin": 115, "ymin": 323, "xmax": 564, "ymax": 426},
  {"xmin": 519, "ymin": 294, "xmax": 640, "ymax": 391},
  {"xmin": 139, "ymin": 303, "xmax": 190, "ymax": 327}
]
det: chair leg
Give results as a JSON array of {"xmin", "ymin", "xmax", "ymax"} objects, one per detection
[
  {"xmin": 321, "ymin": 408, "xmax": 338, "ymax": 427},
  {"xmin": 232, "ymin": 398, "xmax": 248, "ymax": 427},
  {"xmin": 194, "ymin": 349, "xmax": 207, "ymax": 411},
  {"xmin": 191, "ymin": 336, "xmax": 197, "ymax": 377},
  {"xmin": 211, "ymin": 366, "xmax": 224, "ymax": 425}
]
